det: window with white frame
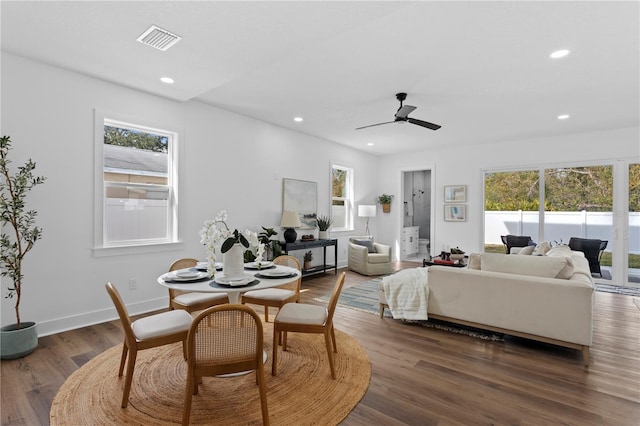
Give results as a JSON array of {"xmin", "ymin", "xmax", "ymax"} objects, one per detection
[
  {"xmin": 97, "ymin": 117, "xmax": 178, "ymax": 248},
  {"xmin": 331, "ymin": 164, "xmax": 354, "ymax": 231}
]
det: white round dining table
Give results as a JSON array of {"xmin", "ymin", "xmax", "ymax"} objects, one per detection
[{"xmin": 157, "ymin": 264, "xmax": 301, "ymax": 304}]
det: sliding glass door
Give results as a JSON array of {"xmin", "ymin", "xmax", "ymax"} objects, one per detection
[
  {"xmin": 484, "ymin": 170, "xmax": 539, "ymax": 253},
  {"xmin": 543, "ymin": 166, "xmax": 613, "ymax": 281},
  {"xmin": 629, "ymin": 163, "xmax": 639, "ymax": 285},
  {"xmin": 485, "ymin": 161, "xmax": 638, "ymax": 287}
]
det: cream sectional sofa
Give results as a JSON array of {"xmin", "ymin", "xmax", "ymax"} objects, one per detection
[{"xmin": 380, "ymin": 246, "xmax": 594, "ymax": 366}]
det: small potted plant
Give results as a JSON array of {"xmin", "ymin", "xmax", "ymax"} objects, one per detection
[
  {"xmin": 1, "ymin": 135, "xmax": 46, "ymax": 359},
  {"xmin": 303, "ymin": 250, "xmax": 313, "ymax": 270},
  {"xmin": 258, "ymin": 226, "xmax": 279, "ymax": 260},
  {"xmin": 377, "ymin": 194, "xmax": 393, "ymax": 213},
  {"xmin": 315, "ymin": 215, "xmax": 333, "ymax": 239},
  {"xmin": 450, "ymin": 247, "xmax": 465, "ymax": 261}
]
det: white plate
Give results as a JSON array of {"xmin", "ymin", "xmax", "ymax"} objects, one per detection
[
  {"xmin": 175, "ymin": 270, "xmax": 201, "ymax": 279},
  {"xmin": 165, "ymin": 271, "xmax": 209, "ymax": 282},
  {"xmin": 245, "ymin": 261, "xmax": 274, "ymax": 269},
  {"xmin": 260, "ymin": 269, "xmax": 292, "ymax": 277},
  {"xmin": 214, "ymin": 273, "xmax": 255, "ymax": 286}
]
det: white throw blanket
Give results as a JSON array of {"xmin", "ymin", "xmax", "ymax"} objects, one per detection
[{"xmin": 381, "ymin": 267, "xmax": 429, "ymax": 320}]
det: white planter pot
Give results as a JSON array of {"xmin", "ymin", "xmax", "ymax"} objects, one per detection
[
  {"xmin": 318, "ymin": 230, "xmax": 328, "ymax": 240},
  {"xmin": 223, "ymin": 243, "xmax": 245, "ymax": 279}
]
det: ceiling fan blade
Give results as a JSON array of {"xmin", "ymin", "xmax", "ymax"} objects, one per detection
[
  {"xmin": 395, "ymin": 105, "xmax": 417, "ymax": 119},
  {"xmin": 407, "ymin": 117, "xmax": 442, "ymax": 130},
  {"xmin": 355, "ymin": 120, "xmax": 397, "ymax": 130}
]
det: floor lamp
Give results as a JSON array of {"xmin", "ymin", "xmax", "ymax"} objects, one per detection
[{"xmin": 358, "ymin": 205, "xmax": 376, "ymax": 237}]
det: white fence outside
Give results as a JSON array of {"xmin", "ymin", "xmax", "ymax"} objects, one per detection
[
  {"xmin": 105, "ymin": 198, "xmax": 168, "ymax": 242},
  {"xmin": 485, "ymin": 211, "xmax": 640, "ymax": 253}
]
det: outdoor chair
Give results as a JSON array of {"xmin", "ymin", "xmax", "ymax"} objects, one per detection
[
  {"xmin": 568, "ymin": 237, "xmax": 608, "ymax": 277},
  {"xmin": 501, "ymin": 235, "xmax": 535, "ymax": 254}
]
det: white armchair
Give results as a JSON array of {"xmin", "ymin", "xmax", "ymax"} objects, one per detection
[{"xmin": 348, "ymin": 236, "xmax": 392, "ymax": 276}]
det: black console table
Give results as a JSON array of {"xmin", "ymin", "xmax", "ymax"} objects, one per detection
[{"xmin": 280, "ymin": 239, "xmax": 338, "ymax": 277}]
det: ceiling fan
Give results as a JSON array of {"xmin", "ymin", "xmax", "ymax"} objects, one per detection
[{"xmin": 356, "ymin": 92, "xmax": 441, "ymax": 131}]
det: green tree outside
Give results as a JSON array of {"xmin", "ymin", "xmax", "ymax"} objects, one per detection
[{"xmin": 104, "ymin": 126, "xmax": 168, "ymax": 153}]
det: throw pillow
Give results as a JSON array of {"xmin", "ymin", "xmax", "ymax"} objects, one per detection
[
  {"xmin": 517, "ymin": 245, "xmax": 535, "ymax": 255},
  {"xmin": 545, "ymin": 245, "xmax": 575, "ymax": 278},
  {"xmin": 532, "ymin": 241, "xmax": 552, "ymax": 256},
  {"xmin": 467, "ymin": 253, "xmax": 482, "ymax": 269},
  {"xmin": 353, "ymin": 239, "xmax": 376, "ymax": 253},
  {"xmin": 546, "ymin": 245, "xmax": 572, "ymax": 257}
]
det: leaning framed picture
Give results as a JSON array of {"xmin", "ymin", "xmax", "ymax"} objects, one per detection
[
  {"xmin": 444, "ymin": 185, "xmax": 466, "ymax": 203},
  {"xmin": 282, "ymin": 178, "xmax": 317, "ymax": 229},
  {"xmin": 444, "ymin": 204, "xmax": 466, "ymax": 222}
]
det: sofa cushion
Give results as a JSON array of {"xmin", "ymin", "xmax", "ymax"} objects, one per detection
[
  {"xmin": 545, "ymin": 245, "xmax": 575, "ymax": 278},
  {"xmin": 368, "ymin": 253, "xmax": 389, "ymax": 264},
  {"xmin": 352, "ymin": 239, "xmax": 376, "ymax": 253},
  {"xmin": 480, "ymin": 252, "xmax": 569, "ymax": 279},
  {"xmin": 546, "ymin": 245, "xmax": 572, "ymax": 257},
  {"xmin": 532, "ymin": 241, "xmax": 552, "ymax": 255},
  {"xmin": 468, "ymin": 253, "xmax": 482, "ymax": 270},
  {"xmin": 517, "ymin": 245, "xmax": 536, "ymax": 255}
]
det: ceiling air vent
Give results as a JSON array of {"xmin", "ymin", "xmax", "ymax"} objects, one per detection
[{"xmin": 136, "ymin": 25, "xmax": 182, "ymax": 51}]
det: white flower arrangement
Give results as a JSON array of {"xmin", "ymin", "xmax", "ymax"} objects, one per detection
[{"xmin": 199, "ymin": 210, "xmax": 264, "ymax": 276}]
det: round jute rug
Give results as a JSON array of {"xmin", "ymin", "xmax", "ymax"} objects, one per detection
[{"xmin": 50, "ymin": 324, "xmax": 370, "ymax": 425}]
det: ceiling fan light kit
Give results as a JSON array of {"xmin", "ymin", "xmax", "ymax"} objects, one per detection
[{"xmin": 356, "ymin": 92, "xmax": 441, "ymax": 131}]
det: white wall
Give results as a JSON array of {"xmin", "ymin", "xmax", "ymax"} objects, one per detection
[
  {"xmin": 0, "ymin": 53, "xmax": 379, "ymax": 335},
  {"xmin": 377, "ymin": 127, "xmax": 640, "ymax": 260}
]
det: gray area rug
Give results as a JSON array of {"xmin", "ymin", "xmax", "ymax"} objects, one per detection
[
  {"xmin": 595, "ymin": 283, "xmax": 640, "ymax": 296},
  {"xmin": 317, "ymin": 275, "xmax": 640, "ymax": 340}
]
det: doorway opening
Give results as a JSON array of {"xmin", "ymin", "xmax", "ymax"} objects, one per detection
[{"xmin": 401, "ymin": 169, "xmax": 433, "ymax": 261}]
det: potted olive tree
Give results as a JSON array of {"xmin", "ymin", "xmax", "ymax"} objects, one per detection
[{"xmin": 1, "ymin": 135, "xmax": 46, "ymax": 359}]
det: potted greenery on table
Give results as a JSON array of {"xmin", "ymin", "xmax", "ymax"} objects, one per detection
[
  {"xmin": 315, "ymin": 215, "xmax": 333, "ymax": 239},
  {"xmin": 0, "ymin": 135, "xmax": 46, "ymax": 359}
]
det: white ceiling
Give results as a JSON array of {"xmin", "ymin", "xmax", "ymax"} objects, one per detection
[{"xmin": 2, "ymin": 1, "xmax": 639, "ymax": 155}]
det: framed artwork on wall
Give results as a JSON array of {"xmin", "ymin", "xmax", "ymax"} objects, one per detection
[
  {"xmin": 283, "ymin": 178, "xmax": 317, "ymax": 229},
  {"xmin": 444, "ymin": 204, "xmax": 466, "ymax": 222},
  {"xmin": 444, "ymin": 185, "xmax": 466, "ymax": 203}
]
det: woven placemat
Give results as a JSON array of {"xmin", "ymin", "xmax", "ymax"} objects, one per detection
[{"xmin": 50, "ymin": 322, "xmax": 370, "ymax": 425}]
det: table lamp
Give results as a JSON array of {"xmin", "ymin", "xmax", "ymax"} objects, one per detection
[
  {"xmin": 280, "ymin": 210, "xmax": 302, "ymax": 243},
  {"xmin": 358, "ymin": 204, "xmax": 376, "ymax": 236}
]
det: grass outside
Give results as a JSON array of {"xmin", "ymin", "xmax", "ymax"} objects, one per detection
[{"xmin": 483, "ymin": 244, "xmax": 640, "ymax": 268}]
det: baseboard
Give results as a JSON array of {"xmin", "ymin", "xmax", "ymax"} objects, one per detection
[{"xmin": 35, "ymin": 297, "xmax": 167, "ymax": 337}]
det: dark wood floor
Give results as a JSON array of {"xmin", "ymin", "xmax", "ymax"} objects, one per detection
[{"xmin": 2, "ymin": 262, "xmax": 640, "ymax": 425}]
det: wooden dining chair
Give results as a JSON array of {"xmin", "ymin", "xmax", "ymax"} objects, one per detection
[
  {"xmin": 168, "ymin": 258, "xmax": 229, "ymax": 313},
  {"xmin": 241, "ymin": 255, "xmax": 301, "ymax": 322},
  {"xmin": 272, "ymin": 271, "xmax": 346, "ymax": 379},
  {"xmin": 105, "ymin": 282, "xmax": 193, "ymax": 408},
  {"xmin": 182, "ymin": 304, "xmax": 269, "ymax": 426}
]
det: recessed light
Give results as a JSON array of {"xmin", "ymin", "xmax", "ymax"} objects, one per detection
[
  {"xmin": 557, "ymin": 114, "xmax": 570, "ymax": 120},
  {"xmin": 160, "ymin": 77, "xmax": 174, "ymax": 84},
  {"xmin": 367, "ymin": 143, "xmax": 374, "ymax": 146},
  {"xmin": 550, "ymin": 49, "xmax": 570, "ymax": 59},
  {"xmin": 293, "ymin": 117, "xmax": 303, "ymax": 122}
]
